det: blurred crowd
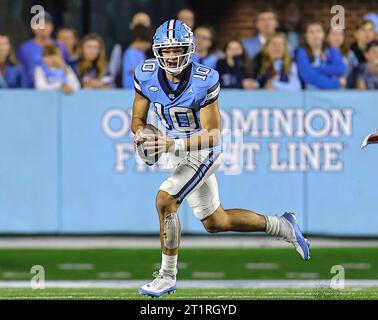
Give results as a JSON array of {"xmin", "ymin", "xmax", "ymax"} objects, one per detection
[{"xmin": 0, "ymin": 7, "xmax": 378, "ymax": 93}]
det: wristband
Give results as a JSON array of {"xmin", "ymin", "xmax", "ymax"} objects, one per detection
[{"xmin": 171, "ymin": 138, "xmax": 186, "ymax": 153}]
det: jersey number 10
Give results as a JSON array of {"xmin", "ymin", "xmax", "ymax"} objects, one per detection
[{"xmin": 154, "ymin": 102, "xmax": 199, "ymax": 132}]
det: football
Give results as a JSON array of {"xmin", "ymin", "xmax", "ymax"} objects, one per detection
[{"xmin": 135, "ymin": 124, "xmax": 162, "ymax": 165}]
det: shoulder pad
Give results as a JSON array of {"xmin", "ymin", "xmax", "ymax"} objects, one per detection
[
  {"xmin": 191, "ymin": 63, "xmax": 219, "ymax": 91},
  {"xmin": 134, "ymin": 59, "xmax": 159, "ymax": 82}
]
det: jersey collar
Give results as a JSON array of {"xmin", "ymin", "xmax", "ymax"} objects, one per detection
[{"xmin": 157, "ymin": 64, "xmax": 192, "ymax": 101}]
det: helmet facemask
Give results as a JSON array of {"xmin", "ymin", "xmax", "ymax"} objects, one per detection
[{"xmin": 153, "ymin": 43, "xmax": 195, "ymax": 75}]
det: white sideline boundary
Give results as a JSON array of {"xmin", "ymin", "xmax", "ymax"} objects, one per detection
[
  {"xmin": 0, "ymin": 280, "xmax": 378, "ymax": 289},
  {"xmin": 1, "ymin": 236, "xmax": 378, "ymax": 248}
]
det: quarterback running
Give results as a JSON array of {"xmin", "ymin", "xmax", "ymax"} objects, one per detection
[{"xmin": 131, "ymin": 19, "xmax": 311, "ymax": 298}]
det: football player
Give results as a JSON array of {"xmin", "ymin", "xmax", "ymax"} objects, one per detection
[{"xmin": 131, "ymin": 19, "xmax": 311, "ymax": 298}]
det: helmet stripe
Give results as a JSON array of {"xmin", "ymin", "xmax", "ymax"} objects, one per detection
[
  {"xmin": 166, "ymin": 20, "xmax": 170, "ymax": 38},
  {"xmin": 172, "ymin": 19, "xmax": 177, "ymax": 39},
  {"xmin": 168, "ymin": 19, "xmax": 175, "ymax": 39}
]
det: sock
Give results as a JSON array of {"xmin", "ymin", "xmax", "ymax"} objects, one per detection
[
  {"xmin": 265, "ymin": 215, "xmax": 282, "ymax": 237},
  {"xmin": 160, "ymin": 253, "xmax": 178, "ymax": 277}
]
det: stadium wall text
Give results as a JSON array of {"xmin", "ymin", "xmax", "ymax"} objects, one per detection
[{"xmin": 0, "ymin": 90, "xmax": 377, "ymax": 236}]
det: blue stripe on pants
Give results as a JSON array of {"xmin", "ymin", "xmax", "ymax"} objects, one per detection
[{"xmin": 174, "ymin": 152, "xmax": 217, "ymax": 203}]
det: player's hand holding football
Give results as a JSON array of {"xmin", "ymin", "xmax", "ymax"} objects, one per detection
[
  {"xmin": 143, "ymin": 132, "xmax": 173, "ymax": 156},
  {"xmin": 133, "ymin": 124, "xmax": 160, "ymax": 150},
  {"xmin": 133, "ymin": 127, "xmax": 145, "ymax": 150}
]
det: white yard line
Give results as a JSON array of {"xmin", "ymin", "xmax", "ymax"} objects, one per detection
[
  {"xmin": 285, "ymin": 272, "xmax": 319, "ymax": 279},
  {"xmin": 245, "ymin": 263, "xmax": 280, "ymax": 270},
  {"xmin": 0, "ymin": 236, "xmax": 378, "ymax": 248},
  {"xmin": 2, "ymin": 272, "xmax": 31, "ymax": 279},
  {"xmin": 340, "ymin": 263, "xmax": 371, "ymax": 269},
  {"xmin": 96, "ymin": 272, "xmax": 131, "ymax": 279},
  {"xmin": 57, "ymin": 263, "xmax": 95, "ymax": 270},
  {"xmin": 191, "ymin": 272, "xmax": 225, "ymax": 279},
  {"xmin": 0, "ymin": 280, "xmax": 378, "ymax": 289}
]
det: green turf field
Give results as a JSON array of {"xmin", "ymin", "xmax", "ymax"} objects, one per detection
[
  {"xmin": 0, "ymin": 247, "xmax": 377, "ymax": 280},
  {"xmin": 0, "ymin": 287, "xmax": 377, "ymax": 300},
  {"xmin": 0, "ymin": 247, "xmax": 377, "ymax": 299}
]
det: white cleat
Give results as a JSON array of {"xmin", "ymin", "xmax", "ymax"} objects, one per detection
[
  {"xmin": 138, "ymin": 271, "xmax": 177, "ymax": 298},
  {"xmin": 280, "ymin": 212, "xmax": 311, "ymax": 261}
]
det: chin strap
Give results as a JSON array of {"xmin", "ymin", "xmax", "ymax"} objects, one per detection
[{"xmin": 167, "ymin": 70, "xmax": 183, "ymax": 76}]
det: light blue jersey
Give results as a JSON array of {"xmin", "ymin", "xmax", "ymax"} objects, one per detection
[{"xmin": 134, "ymin": 59, "xmax": 221, "ymax": 152}]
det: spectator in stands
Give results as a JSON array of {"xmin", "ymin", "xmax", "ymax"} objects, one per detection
[
  {"xmin": 327, "ymin": 27, "xmax": 348, "ymax": 60},
  {"xmin": 73, "ymin": 33, "xmax": 114, "ymax": 89},
  {"xmin": 349, "ymin": 19, "xmax": 375, "ymax": 65},
  {"xmin": 0, "ymin": 34, "xmax": 28, "ymax": 88},
  {"xmin": 277, "ymin": 1, "xmax": 302, "ymax": 56},
  {"xmin": 254, "ymin": 33, "xmax": 301, "ymax": 90},
  {"xmin": 216, "ymin": 40, "xmax": 258, "ymax": 89},
  {"xmin": 34, "ymin": 45, "xmax": 80, "ymax": 94},
  {"xmin": 193, "ymin": 25, "xmax": 217, "ymax": 69},
  {"xmin": 16, "ymin": 12, "xmax": 68, "ymax": 87},
  {"xmin": 122, "ymin": 25, "xmax": 152, "ymax": 89},
  {"xmin": 363, "ymin": 13, "xmax": 378, "ymax": 34},
  {"xmin": 296, "ymin": 22, "xmax": 346, "ymax": 89},
  {"xmin": 242, "ymin": 8, "xmax": 278, "ymax": 61},
  {"xmin": 109, "ymin": 12, "xmax": 152, "ymax": 88},
  {"xmin": 129, "ymin": 12, "xmax": 152, "ymax": 30},
  {"xmin": 57, "ymin": 26, "xmax": 79, "ymax": 67},
  {"xmin": 327, "ymin": 27, "xmax": 350, "ymax": 79},
  {"xmin": 348, "ymin": 19, "xmax": 376, "ymax": 87},
  {"xmin": 177, "ymin": 7, "xmax": 196, "ymax": 30},
  {"xmin": 356, "ymin": 40, "xmax": 378, "ymax": 90}
]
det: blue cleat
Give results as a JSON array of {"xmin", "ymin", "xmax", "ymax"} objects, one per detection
[{"xmin": 281, "ymin": 212, "xmax": 311, "ymax": 261}]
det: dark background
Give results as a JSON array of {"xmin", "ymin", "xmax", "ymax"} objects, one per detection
[{"xmin": 0, "ymin": 0, "xmax": 377, "ymax": 53}]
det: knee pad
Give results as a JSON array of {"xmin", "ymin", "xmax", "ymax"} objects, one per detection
[{"xmin": 163, "ymin": 213, "xmax": 180, "ymax": 249}]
